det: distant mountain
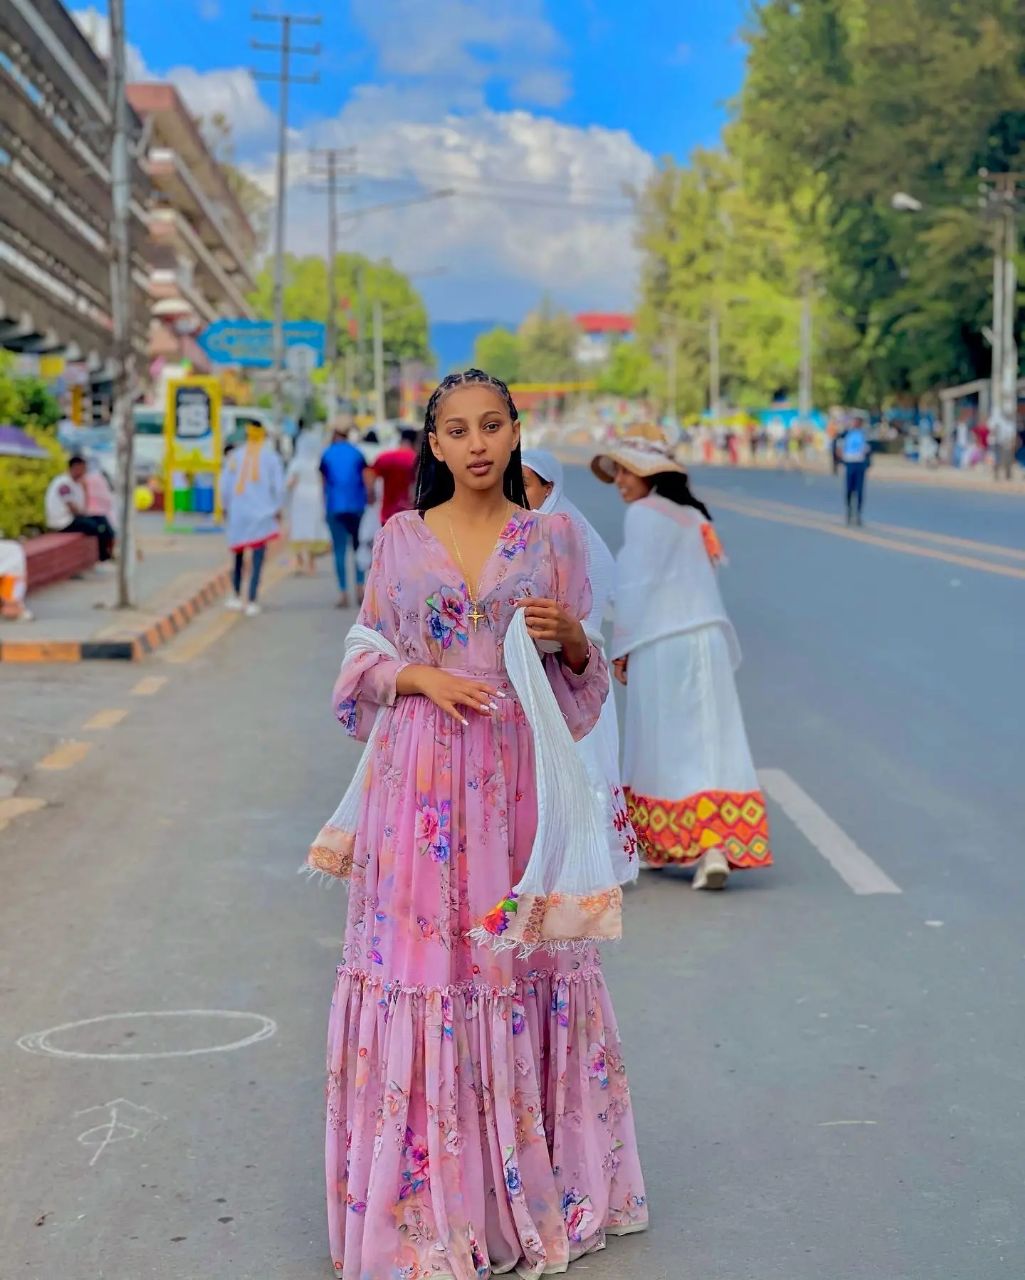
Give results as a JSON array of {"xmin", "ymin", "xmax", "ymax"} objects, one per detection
[{"xmin": 430, "ymin": 320, "xmax": 507, "ymax": 374}]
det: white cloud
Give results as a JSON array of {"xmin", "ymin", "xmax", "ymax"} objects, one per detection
[
  {"xmin": 166, "ymin": 66, "xmax": 277, "ymax": 147},
  {"xmin": 351, "ymin": 0, "xmax": 568, "ymax": 109},
  {"xmin": 71, "ymin": 7, "xmax": 151, "ymax": 79},
  {"xmin": 272, "ymin": 108, "xmax": 653, "ymax": 323}
]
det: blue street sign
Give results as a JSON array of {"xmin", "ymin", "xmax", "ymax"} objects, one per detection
[{"xmin": 197, "ymin": 319, "xmax": 326, "ymax": 369}]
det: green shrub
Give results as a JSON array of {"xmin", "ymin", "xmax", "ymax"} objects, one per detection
[{"xmin": 0, "ymin": 426, "xmax": 66, "ymax": 538}]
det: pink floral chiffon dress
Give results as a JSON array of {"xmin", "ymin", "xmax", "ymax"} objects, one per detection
[{"xmin": 325, "ymin": 507, "xmax": 647, "ymax": 1279}]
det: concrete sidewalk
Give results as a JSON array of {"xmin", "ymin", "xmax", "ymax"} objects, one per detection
[{"xmin": 0, "ymin": 516, "xmax": 236, "ymax": 662}]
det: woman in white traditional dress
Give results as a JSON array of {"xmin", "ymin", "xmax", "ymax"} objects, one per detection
[
  {"xmin": 219, "ymin": 421, "xmax": 285, "ymax": 617},
  {"xmin": 592, "ymin": 437, "xmax": 773, "ymax": 890},
  {"xmin": 286, "ymin": 426, "xmax": 328, "ymax": 575},
  {"xmin": 521, "ymin": 448, "xmax": 637, "ymax": 874}
]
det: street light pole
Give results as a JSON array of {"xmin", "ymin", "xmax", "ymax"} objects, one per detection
[
  {"xmin": 108, "ymin": 0, "xmax": 136, "ymax": 608},
  {"xmin": 798, "ymin": 271, "xmax": 813, "ymax": 429},
  {"xmin": 709, "ymin": 308, "xmax": 721, "ymax": 422},
  {"xmin": 372, "ymin": 299, "xmax": 385, "ymax": 424}
]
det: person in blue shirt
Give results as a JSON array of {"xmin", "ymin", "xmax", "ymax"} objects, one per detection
[
  {"xmin": 839, "ymin": 423, "xmax": 871, "ymax": 525},
  {"xmin": 319, "ymin": 426, "xmax": 371, "ymax": 607}
]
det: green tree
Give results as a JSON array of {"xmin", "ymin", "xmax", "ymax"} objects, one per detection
[
  {"xmin": 596, "ymin": 341, "xmax": 653, "ymax": 399},
  {"xmin": 735, "ymin": 0, "xmax": 1025, "ymax": 401},
  {"xmin": 472, "ymin": 327, "xmax": 522, "ymax": 384},
  {"xmin": 249, "ymin": 253, "xmax": 431, "ymax": 368},
  {"xmin": 517, "ymin": 298, "xmax": 579, "ymax": 382}
]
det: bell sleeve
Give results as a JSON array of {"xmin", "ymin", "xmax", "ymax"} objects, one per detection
[
  {"xmin": 543, "ymin": 512, "xmax": 609, "ymax": 742},
  {"xmin": 330, "ymin": 524, "xmax": 408, "ymax": 740}
]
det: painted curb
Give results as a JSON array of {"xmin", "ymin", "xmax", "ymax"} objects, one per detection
[{"xmin": 0, "ymin": 568, "xmax": 231, "ymax": 664}]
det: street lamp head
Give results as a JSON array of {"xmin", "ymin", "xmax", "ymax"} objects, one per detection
[{"xmin": 891, "ymin": 191, "xmax": 924, "ymax": 213}]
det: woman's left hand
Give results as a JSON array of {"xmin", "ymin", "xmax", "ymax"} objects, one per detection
[{"xmin": 514, "ymin": 597, "xmax": 589, "ymax": 672}]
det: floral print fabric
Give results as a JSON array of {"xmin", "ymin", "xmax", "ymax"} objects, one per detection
[{"xmin": 325, "ymin": 509, "xmax": 647, "ymax": 1278}]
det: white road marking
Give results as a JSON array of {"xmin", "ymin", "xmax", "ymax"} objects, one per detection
[
  {"xmin": 818, "ymin": 1120, "xmax": 878, "ymax": 1127},
  {"xmin": 75, "ymin": 1098, "xmax": 164, "ymax": 1166},
  {"xmin": 759, "ymin": 768, "xmax": 902, "ymax": 896},
  {"xmin": 17, "ymin": 1009, "xmax": 277, "ymax": 1061}
]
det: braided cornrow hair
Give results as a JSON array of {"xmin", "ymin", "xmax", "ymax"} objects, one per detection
[{"xmin": 415, "ymin": 368, "xmax": 527, "ymax": 510}]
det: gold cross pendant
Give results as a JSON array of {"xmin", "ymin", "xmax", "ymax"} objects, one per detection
[{"xmin": 467, "ymin": 600, "xmax": 486, "ymax": 631}]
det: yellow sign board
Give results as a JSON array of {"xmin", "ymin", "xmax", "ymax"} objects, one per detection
[{"xmin": 164, "ymin": 376, "xmax": 223, "ymax": 525}]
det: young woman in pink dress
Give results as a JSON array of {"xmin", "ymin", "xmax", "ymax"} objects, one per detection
[{"xmin": 311, "ymin": 369, "xmax": 646, "ymax": 1279}]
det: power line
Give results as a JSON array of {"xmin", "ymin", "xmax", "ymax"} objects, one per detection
[{"xmin": 251, "ymin": 9, "xmax": 321, "ymax": 432}]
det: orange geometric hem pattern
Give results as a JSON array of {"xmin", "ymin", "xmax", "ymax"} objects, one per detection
[{"xmin": 625, "ymin": 787, "xmax": 773, "ymax": 869}]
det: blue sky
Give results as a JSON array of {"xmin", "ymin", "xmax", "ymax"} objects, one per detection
[{"xmin": 75, "ymin": 1, "xmax": 748, "ymax": 322}]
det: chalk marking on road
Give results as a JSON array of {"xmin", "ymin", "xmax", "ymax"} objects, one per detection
[
  {"xmin": 16, "ymin": 1009, "xmax": 278, "ymax": 1061},
  {"xmin": 36, "ymin": 740, "xmax": 92, "ymax": 771},
  {"xmin": 708, "ymin": 493, "xmax": 1025, "ymax": 582},
  {"xmin": 131, "ymin": 675, "xmax": 168, "ymax": 696},
  {"xmin": 0, "ymin": 796, "xmax": 46, "ymax": 831},
  {"xmin": 82, "ymin": 708, "xmax": 128, "ymax": 731},
  {"xmin": 818, "ymin": 1120, "xmax": 878, "ymax": 1127},
  {"xmin": 75, "ymin": 1098, "xmax": 165, "ymax": 1166},
  {"xmin": 759, "ymin": 768, "xmax": 902, "ymax": 896}
]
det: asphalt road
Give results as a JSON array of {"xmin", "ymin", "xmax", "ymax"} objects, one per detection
[{"xmin": 1, "ymin": 466, "xmax": 1023, "ymax": 1280}]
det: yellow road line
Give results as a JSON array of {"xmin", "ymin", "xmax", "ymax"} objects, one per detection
[
  {"xmin": 82, "ymin": 708, "xmax": 128, "ymax": 731},
  {"xmin": 703, "ymin": 488, "xmax": 1025, "ymax": 563},
  {"xmin": 710, "ymin": 495, "xmax": 1025, "ymax": 582},
  {"xmin": 161, "ymin": 608, "xmax": 240, "ymax": 665},
  {"xmin": 37, "ymin": 741, "xmax": 93, "ymax": 771},
  {"xmin": 132, "ymin": 675, "xmax": 168, "ymax": 696},
  {"xmin": 0, "ymin": 797, "xmax": 46, "ymax": 831},
  {"xmin": 160, "ymin": 558, "xmax": 291, "ymax": 666}
]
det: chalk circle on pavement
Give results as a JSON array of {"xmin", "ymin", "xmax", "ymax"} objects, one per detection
[{"xmin": 16, "ymin": 1009, "xmax": 278, "ymax": 1061}]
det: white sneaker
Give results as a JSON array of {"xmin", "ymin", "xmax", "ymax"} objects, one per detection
[
  {"xmin": 244, "ymin": 602, "xmax": 261, "ymax": 618},
  {"xmin": 224, "ymin": 594, "xmax": 243, "ymax": 612},
  {"xmin": 692, "ymin": 848, "xmax": 730, "ymax": 891}
]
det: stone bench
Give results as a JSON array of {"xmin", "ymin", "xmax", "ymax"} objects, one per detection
[{"xmin": 24, "ymin": 532, "xmax": 99, "ymax": 592}]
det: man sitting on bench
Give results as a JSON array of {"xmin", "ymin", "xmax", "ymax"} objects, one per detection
[{"xmin": 45, "ymin": 455, "xmax": 115, "ymax": 561}]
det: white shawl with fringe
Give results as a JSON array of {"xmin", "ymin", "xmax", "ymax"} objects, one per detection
[{"xmin": 307, "ymin": 611, "xmax": 633, "ymax": 955}]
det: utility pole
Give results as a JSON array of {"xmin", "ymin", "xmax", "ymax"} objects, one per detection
[
  {"xmin": 798, "ymin": 270, "xmax": 813, "ymax": 429},
  {"xmin": 309, "ymin": 146, "xmax": 356, "ymax": 422},
  {"xmin": 108, "ymin": 0, "xmax": 136, "ymax": 608},
  {"xmin": 709, "ymin": 308, "xmax": 721, "ymax": 423},
  {"xmin": 665, "ymin": 318, "xmax": 678, "ymax": 422},
  {"xmin": 982, "ymin": 171, "xmax": 1021, "ymax": 478},
  {"xmin": 372, "ymin": 299, "xmax": 385, "ymax": 424},
  {"xmin": 252, "ymin": 11, "xmax": 320, "ymax": 436}
]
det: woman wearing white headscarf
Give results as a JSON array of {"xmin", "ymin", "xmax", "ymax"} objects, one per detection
[
  {"xmin": 591, "ymin": 437, "xmax": 772, "ymax": 890},
  {"xmin": 521, "ymin": 448, "xmax": 638, "ymax": 876},
  {"xmin": 286, "ymin": 426, "xmax": 328, "ymax": 575}
]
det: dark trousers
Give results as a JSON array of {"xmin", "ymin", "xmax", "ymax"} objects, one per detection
[
  {"xmin": 66, "ymin": 514, "xmax": 115, "ymax": 561},
  {"xmin": 233, "ymin": 545, "xmax": 266, "ymax": 602},
  {"xmin": 327, "ymin": 511, "xmax": 364, "ymax": 592},
  {"xmin": 844, "ymin": 461, "xmax": 868, "ymax": 521}
]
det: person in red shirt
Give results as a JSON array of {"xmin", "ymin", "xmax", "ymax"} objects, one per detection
[{"xmin": 372, "ymin": 428, "xmax": 419, "ymax": 523}]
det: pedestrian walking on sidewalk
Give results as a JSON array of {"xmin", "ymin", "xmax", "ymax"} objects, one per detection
[
  {"xmin": 285, "ymin": 425, "xmax": 328, "ymax": 576},
  {"xmin": 521, "ymin": 447, "xmax": 638, "ymax": 876},
  {"xmin": 320, "ymin": 425, "xmax": 371, "ymax": 608},
  {"xmin": 840, "ymin": 422, "xmax": 871, "ymax": 524},
  {"xmin": 219, "ymin": 420, "xmax": 284, "ymax": 617},
  {"xmin": 307, "ymin": 368, "xmax": 646, "ymax": 1280},
  {"xmin": 593, "ymin": 437, "xmax": 772, "ymax": 889}
]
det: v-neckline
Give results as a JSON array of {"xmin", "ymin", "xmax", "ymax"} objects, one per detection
[{"xmin": 418, "ymin": 505, "xmax": 526, "ymax": 599}]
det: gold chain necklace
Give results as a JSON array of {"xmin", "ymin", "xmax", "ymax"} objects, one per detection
[{"xmin": 447, "ymin": 503, "xmax": 511, "ymax": 632}]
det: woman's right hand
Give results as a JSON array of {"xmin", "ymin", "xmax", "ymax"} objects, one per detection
[
  {"xmin": 613, "ymin": 657, "xmax": 629, "ymax": 686},
  {"xmin": 397, "ymin": 664, "xmax": 502, "ymax": 724}
]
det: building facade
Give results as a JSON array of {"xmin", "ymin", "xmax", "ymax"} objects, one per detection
[
  {"xmin": 0, "ymin": 0, "xmax": 150, "ymax": 380},
  {"xmin": 126, "ymin": 82, "xmax": 257, "ymax": 386}
]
